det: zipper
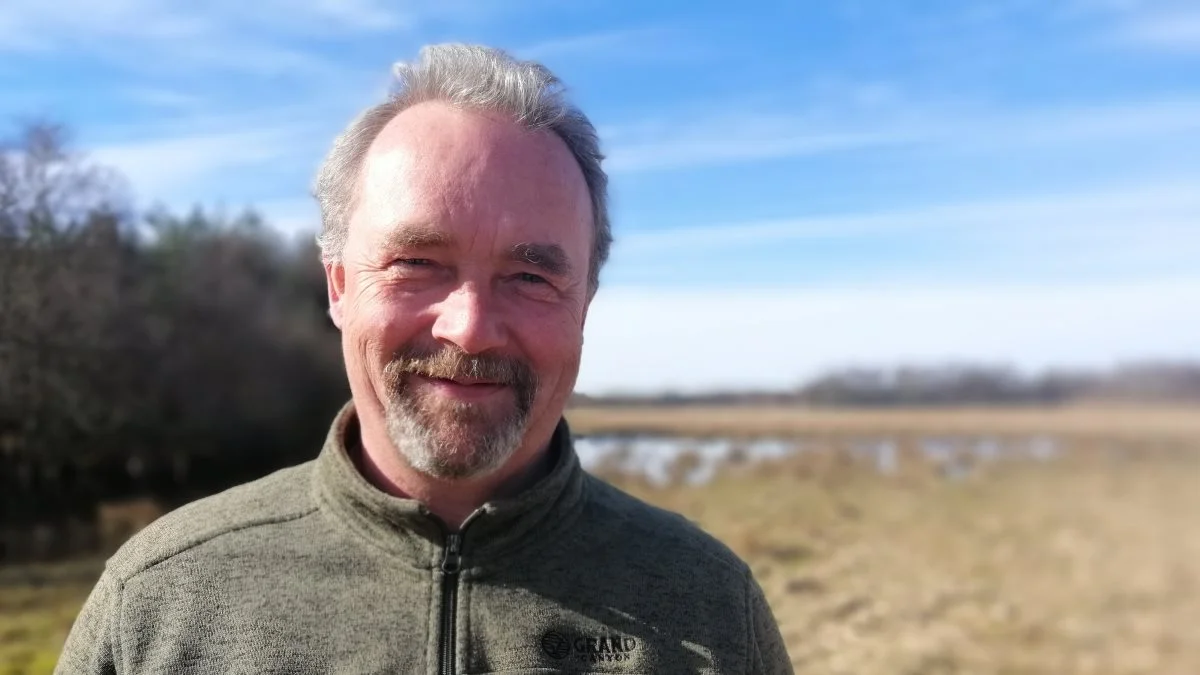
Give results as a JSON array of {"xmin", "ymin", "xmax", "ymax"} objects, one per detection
[{"xmin": 439, "ymin": 532, "xmax": 462, "ymax": 675}]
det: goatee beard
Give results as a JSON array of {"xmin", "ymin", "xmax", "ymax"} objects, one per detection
[{"xmin": 381, "ymin": 345, "xmax": 538, "ymax": 480}]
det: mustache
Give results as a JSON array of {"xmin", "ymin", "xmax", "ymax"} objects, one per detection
[{"xmin": 385, "ymin": 345, "xmax": 536, "ymax": 391}]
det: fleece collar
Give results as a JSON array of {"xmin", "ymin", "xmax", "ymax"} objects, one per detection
[{"xmin": 312, "ymin": 400, "xmax": 586, "ymax": 567}]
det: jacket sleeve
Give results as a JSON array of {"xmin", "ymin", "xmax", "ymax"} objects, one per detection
[
  {"xmin": 55, "ymin": 569, "xmax": 121, "ymax": 675},
  {"xmin": 746, "ymin": 571, "xmax": 793, "ymax": 674}
]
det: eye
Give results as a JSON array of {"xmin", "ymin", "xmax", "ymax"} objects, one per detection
[
  {"xmin": 394, "ymin": 258, "xmax": 433, "ymax": 267},
  {"xmin": 517, "ymin": 272, "xmax": 548, "ymax": 284}
]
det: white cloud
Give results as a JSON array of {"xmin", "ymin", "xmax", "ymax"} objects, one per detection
[
  {"xmin": 0, "ymin": 1, "xmax": 415, "ymax": 74},
  {"xmin": 1116, "ymin": 8, "xmax": 1200, "ymax": 51},
  {"xmin": 1066, "ymin": 0, "xmax": 1200, "ymax": 52},
  {"xmin": 0, "ymin": 0, "xmax": 412, "ymax": 43},
  {"xmin": 578, "ymin": 278, "xmax": 1200, "ymax": 394},
  {"xmin": 606, "ymin": 121, "xmax": 915, "ymax": 173},
  {"xmin": 602, "ymin": 95, "xmax": 1200, "ymax": 174},
  {"xmin": 254, "ymin": 198, "xmax": 322, "ymax": 236},
  {"xmin": 295, "ymin": 0, "xmax": 411, "ymax": 31},
  {"xmin": 89, "ymin": 124, "xmax": 314, "ymax": 200},
  {"xmin": 515, "ymin": 26, "xmax": 699, "ymax": 62},
  {"xmin": 959, "ymin": 98, "xmax": 1200, "ymax": 147},
  {"xmin": 614, "ymin": 179, "xmax": 1200, "ymax": 256},
  {"xmin": 121, "ymin": 87, "xmax": 207, "ymax": 110},
  {"xmin": 78, "ymin": 87, "xmax": 383, "ymax": 208}
]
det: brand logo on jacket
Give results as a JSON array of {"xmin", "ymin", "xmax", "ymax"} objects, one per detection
[{"xmin": 541, "ymin": 630, "xmax": 640, "ymax": 663}]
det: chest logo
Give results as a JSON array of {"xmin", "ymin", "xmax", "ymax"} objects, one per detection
[{"xmin": 541, "ymin": 630, "xmax": 640, "ymax": 663}]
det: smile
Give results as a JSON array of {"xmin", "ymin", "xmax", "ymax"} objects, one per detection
[{"xmin": 415, "ymin": 374, "xmax": 510, "ymax": 401}]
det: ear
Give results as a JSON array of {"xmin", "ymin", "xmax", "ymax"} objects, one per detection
[{"xmin": 324, "ymin": 261, "xmax": 347, "ymax": 330}]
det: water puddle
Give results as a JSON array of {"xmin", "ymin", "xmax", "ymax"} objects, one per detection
[{"xmin": 572, "ymin": 433, "xmax": 1062, "ymax": 485}]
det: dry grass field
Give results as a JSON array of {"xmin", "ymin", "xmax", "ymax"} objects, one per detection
[
  {"xmin": 607, "ymin": 444, "xmax": 1200, "ymax": 674},
  {"xmin": 0, "ymin": 560, "xmax": 103, "ymax": 675},
  {"xmin": 3, "ymin": 405, "xmax": 1199, "ymax": 674},
  {"xmin": 565, "ymin": 403, "xmax": 1200, "ymax": 442}
]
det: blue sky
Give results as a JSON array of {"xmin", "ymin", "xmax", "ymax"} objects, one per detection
[{"xmin": 2, "ymin": 0, "xmax": 1198, "ymax": 393}]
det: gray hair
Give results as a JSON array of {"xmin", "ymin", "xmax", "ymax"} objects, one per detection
[{"xmin": 313, "ymin": 43, "xmax": 612, "ymax": 294}]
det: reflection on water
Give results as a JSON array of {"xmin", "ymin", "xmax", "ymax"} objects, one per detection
[{"xmin": 572, "ymin": 433, "xmax": 1062, "ymax": 485}]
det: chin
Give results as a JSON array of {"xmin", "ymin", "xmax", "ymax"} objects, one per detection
[{"xmin": 383, "ymin": 400, "xmax": 527, "ymax": 481}]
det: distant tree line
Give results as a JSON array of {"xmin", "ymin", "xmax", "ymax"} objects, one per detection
[
  {"xmin": 795, "ymin": 362, "xmax": 1200, "ymax": 406},
  {"xmin": 571, "ymin": 362, "xmax": 1200, "ymax": 407},
  {"xmin": 1, "ymin": 123, "xmax": 348, "ymax": 561}
]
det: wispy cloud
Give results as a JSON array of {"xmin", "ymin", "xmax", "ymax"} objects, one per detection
[
  {"xmin": 960, "ymin": 98, "xmax": 1200, "ymax": 147},
  {"xmin": 1115, "ymin": 8, "xmax": 1200, "ymax": 51},
  {"xmin": 293, "ymin": 0, "xmax": 411, "ymax": 32},
  {"xmin": 1064, "ymin": 0, "xmax": 1200, "ymax": 52},
  {"xmin": 121, "ymin": 87, "xmax": 208, "ymax": 111},
  {"xmin": 618, "ymin": 179, "xmax": 1200, "ymax": 251},
  {"xmin": 89, "ymin": 123, "xmax": 317, "ymax": 200},
  {"xmin": 603, "ymin": 95, "xmax": 1200, "ymax": 173},
  {"xmin": 0, "ymin": 1, "xmax": 415, "ymax": 74},
  {"xmin": 605, "ymin": 115, "xmax": 916, "ymax": 172},
  {"xmin": 254, "ymin": 197, "xmax": 323, "ymax": 236},
  {"xmin": 0, "ymin": 0, "xmax": 414, "ymax": 45},
  {"xmin": 606, "ymin": 178, "xmax": 1200, "ymax": 287},
  {"xmin": 515, "ymin": 26, "xmax": 699, "ymax": 62},
  {"xmin": 76, "ymin": 85, "xmax": 385, "ymax": 210}
]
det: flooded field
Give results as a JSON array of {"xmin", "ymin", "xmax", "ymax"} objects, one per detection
[
  {"xmin": 3, "ymin": 406, "xmax": 1199, "ymax": 674},
  {"xmin": 586, "ymin": 432, "xmax": 1200, "ymax": 673},
  {"xmin": 574, "ymin": 433, "xmax": 1063, "ymax": 485}
]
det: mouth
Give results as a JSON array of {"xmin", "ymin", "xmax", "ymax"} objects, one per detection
[
  {"xmin": 432, "ymin": 375, "xmax": 500, "ymax": 386},
  {"xmin": 414, "ymin": 374, "xmax": 510, "ymax": 401}
]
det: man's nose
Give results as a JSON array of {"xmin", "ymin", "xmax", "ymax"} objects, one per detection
[{"xmin": 431, "ymin": 282, "xmax": 506, "ymax": 354}]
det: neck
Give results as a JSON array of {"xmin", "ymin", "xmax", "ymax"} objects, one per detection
[{"xmin": 352, "ymin": 407, "xmax": 556, "ymax": 531}]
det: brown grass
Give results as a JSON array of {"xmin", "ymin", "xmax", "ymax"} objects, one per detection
[
  {"xmin": 608, "ymin": 443, "xmax": 1200, "ymax": 674},
  {"xmin": 566, "ymin": 403, "xmax": 1200, "ymax": 442},
  {"xmin": 0, "ymin": 560, "xmax": 103, "ymax": 675}
]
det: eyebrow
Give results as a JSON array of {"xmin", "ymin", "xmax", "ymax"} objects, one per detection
[
  {"xmin": 509, "ymin": 242, "xmax": 572, "ymax": 278},
  {"xmin": 378, "ymin": 224, "xmax": 454, "ymax": 251}
]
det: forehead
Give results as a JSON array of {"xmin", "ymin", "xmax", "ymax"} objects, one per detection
[{"xmin": 351, "ymin": 101, "xmax": 592, "ymax": 254}]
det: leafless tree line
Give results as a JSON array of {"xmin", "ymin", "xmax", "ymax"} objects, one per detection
[{"xmin": 1, "ymin": 123, "xmax": 348, "ymax": 562}]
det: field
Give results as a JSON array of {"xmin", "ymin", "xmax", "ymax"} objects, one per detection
[
  {"xmin": 0, "ymin": 560, "xmax": 102, "ymax": 675},
  {"xmin": 3, "ymin": 405, "xmax": 1199, "ymax": 674},
  {"xmin": 564, "ymin": 403, "xmax": 1200, "ymax": 442},
  {"xmin": 607, "ymin": 441, "xmax": 1200, "ymax": 673}
]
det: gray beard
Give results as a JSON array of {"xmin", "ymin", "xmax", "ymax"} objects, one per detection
[{"xmin": 383, "ymin": 390, "xmax": 529, "ymax": 481}]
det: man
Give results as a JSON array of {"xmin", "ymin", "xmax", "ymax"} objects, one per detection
[{"xmin": 57, "ymin": 44, "xmax": 792, "ymax": 674}]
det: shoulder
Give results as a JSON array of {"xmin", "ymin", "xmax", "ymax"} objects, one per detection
[
  {"xmin": 579, "ymin": 474, "xmax": 750, "ymax": 579},
  {"xmin": 105, "ymin": 461, "xmax": 319, "ymax": 582}
]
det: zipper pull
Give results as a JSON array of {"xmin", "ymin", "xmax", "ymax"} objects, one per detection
[{"xmin": 441, "ymin": 533, "xmax": 462, "ymax": 574}]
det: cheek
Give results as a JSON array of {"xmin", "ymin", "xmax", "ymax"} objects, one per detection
[
  {"xmin": 346, "ymin": 278, "xmax": 425, "ymax": 358},
  {"xmin": 517, "ymin": 311, "xmax": 585, "ymax": 388}
]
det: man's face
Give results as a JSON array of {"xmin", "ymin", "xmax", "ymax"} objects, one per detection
[{"xmin": 325, "ymin": 101, "xmax": 593, "ymax": 481}]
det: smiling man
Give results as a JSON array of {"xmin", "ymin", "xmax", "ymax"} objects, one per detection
[{"xmin": 57, "ymin": 44, "xmax": 792, "ymax": 674}]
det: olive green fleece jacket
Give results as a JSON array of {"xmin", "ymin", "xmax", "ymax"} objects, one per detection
[{"xmin": 56, "ymin": 402, "xmax": 793, "ymax": 674}]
